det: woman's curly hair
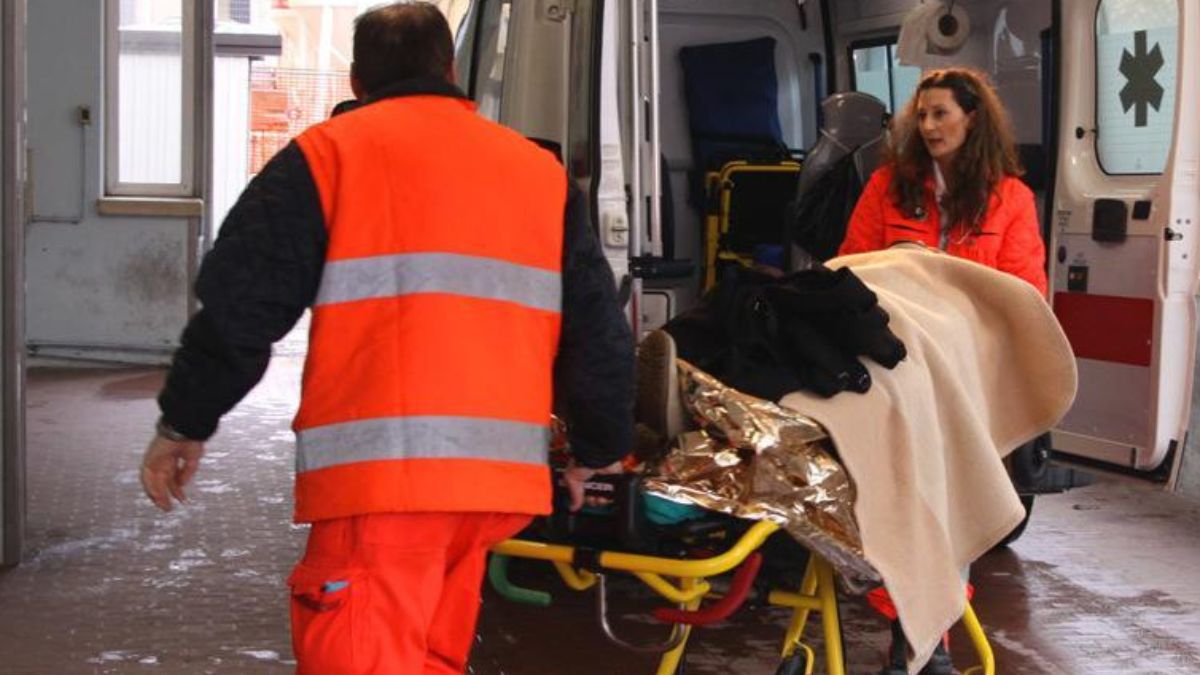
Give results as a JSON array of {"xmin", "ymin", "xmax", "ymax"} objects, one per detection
[{"xmin": 885, "ymin": 68, "xmax": 1023, "ymax": 233}]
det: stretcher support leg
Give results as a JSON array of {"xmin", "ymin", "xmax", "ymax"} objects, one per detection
[
  {"xmin": 780, "ymin": 559, "xmax": 819, "ymax": 658},
  {"xmin": 815, "ymin": 558, "xmax": 846, "ymax": 675},
  {"xmin": 655, "ymin": 578, "xmax": 702, "ymax": 675},
  {"xmin": 959, "ymin": 599, "xmax": 995, "ymax": 675}
]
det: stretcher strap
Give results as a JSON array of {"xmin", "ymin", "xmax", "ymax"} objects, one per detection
[{"xmin": 572, "ymin": 546, "xmax": 603, "ymax": 572}]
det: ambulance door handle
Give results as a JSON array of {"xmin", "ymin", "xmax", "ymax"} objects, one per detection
[{"xmin": 1165, "ymin": 227, "xmax": 1183, "ymax": 242}]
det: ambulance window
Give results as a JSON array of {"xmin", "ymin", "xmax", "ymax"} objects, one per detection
[
  {"xmin": 889, "ymin": 48, "xmax": 921, "ymax": 114},
  {"xmin": 468, "ymin": 0, "xmax": 512, "ymax": 121},
  {"xmin": 1095, "ymin": 0, "xmax": 1177, "ymax": 175},
  {"xmin": 850, "ymin": 39, "xmax": 920, "ymax": 113}
]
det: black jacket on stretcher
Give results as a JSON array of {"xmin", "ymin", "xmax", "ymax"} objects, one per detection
[{"xmin": 157, "ymin": 79, "xmax": 635, "ymax": 470}]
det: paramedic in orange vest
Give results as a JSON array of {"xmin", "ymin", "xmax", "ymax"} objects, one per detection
[
  {"xmin": 839, "ymin": 67, "xmax": 1048, "ymax": 295},
  {"xmin": 137, "ymin": 4, "xmax": 634, "ymax": 673}
]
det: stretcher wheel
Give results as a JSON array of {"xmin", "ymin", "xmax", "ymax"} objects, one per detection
[
  {"xmin": 774, "ymin": 651, "xmax": 811, "ymax": 675},
  {"xmin": 1008, "ymin": 433, "xmax": 1051, "ymax": 488},
  {"xmin": 992, "ymin": 494, "xmax": 1035, "ymax": 549}
]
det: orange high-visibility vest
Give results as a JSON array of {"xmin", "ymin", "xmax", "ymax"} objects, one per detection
[{"xmin": 292, "ymin": 94, "xmax": 566, "ymax": 523}]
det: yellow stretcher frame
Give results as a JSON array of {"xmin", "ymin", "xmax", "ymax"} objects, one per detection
[
  {"xmin": 492, "ymin": 520, "xmax": 996, "ymax": 675},
  {"xmin": 703, "ymin": 160, "xmax": 803, "ymax": 291}
]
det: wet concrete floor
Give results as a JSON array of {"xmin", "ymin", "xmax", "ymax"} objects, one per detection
[{"xmin": 1, "ymin": 350, "xmax": 1199, "ymax": 673}]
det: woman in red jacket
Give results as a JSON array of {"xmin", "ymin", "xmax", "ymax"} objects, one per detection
[
  {"xmin": 840, "ymin": 67, "xmax": 1047, "ymax": 295},
  {"xmin": 841, "ymin": 68, "xmax": 1046, "ymax": 675}
]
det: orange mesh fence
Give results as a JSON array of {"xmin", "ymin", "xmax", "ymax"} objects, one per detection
[{"xmin": 249, "ymin": 65, "xmax": 353, "ymax": 173}]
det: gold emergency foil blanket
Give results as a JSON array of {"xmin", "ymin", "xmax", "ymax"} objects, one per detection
[{"xmin": 643, "ymin": 361, "xmax": 879, "ymax": 585}]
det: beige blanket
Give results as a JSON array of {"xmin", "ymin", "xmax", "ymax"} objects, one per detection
[{"xmin": 779, "ymin": 246, "xmax": 1077, "ymax": 673}]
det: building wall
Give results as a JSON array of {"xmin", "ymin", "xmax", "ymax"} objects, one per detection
[
  {"xmin": 269, "ymin": 0, "xmax": 472, "ymax": 72},
  {"xmin": 212, "ymin": 56, "xmax": 250, "ymax": 234},
  {"xmin": 25, "ymin": 0, "xmax": 190, "ymax": 361},
  {"xmin": 23, "ymin": 0, "xmax": 470, "ymax": 362}
]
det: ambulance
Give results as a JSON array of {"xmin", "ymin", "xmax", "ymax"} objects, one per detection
[{"xmin": 450, "ymin": 0, "xmax": 1200, "ymax": 534}]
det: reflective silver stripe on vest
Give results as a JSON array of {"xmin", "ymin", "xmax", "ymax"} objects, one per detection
[
  {"xmin": 315, "ymin": 252, "xmax": 561, "ymax": 311},
  {"xmin": 296, "ymin": 416, "xmax": 551, "ymax": 473}
]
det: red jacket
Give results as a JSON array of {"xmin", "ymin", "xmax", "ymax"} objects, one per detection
[{"xmin": 839, "ymin": 165, "xmax": 1048, "ymax": 295}]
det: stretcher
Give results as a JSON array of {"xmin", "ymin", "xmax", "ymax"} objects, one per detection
[
  {"xmin": 703, "ymin": 158, "xmax": 802, "ymax": 290},
  {"xmin": 488, "ymin": 476, "xmax": 996, "ymax": 675}
]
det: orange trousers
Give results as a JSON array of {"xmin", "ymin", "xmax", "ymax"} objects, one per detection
[{"xmin": 289, "ymin": 512, "xmax": 532, "ymax": 674}]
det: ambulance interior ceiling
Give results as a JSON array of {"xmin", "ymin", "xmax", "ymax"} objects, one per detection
[{"xmin": 652, "ymin": 0, "xmax": 1051, "ymax": 273}]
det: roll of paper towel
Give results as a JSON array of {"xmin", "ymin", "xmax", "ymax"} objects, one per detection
[{"xmin": 927, "ymin": 3, "xmax": 971, "ymax": 52}]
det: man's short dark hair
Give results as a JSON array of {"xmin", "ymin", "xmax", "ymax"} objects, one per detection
[{"xmin": 353, "ymin": 2, "xmax": 454, "ymax": 94}]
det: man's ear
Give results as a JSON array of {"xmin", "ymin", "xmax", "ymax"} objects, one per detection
[{"xmin": 350, "ymin": 64, "xmax": 364, "ymax": 99}]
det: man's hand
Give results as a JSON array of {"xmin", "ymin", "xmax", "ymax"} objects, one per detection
[
  {"xmin": 562, "ymin": 460, "xmax": 625, "ymax": 512},
  {"xmin": 140, "ymin": 435, "xmax": 206, "ymax": 512}
]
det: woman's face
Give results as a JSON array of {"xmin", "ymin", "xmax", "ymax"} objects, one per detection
[{"xmin": 916, "ymin": 87, "xmax": 974, "ymax": 165}]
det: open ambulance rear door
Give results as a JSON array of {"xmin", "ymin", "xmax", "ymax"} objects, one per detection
[{"xmin": 1049, "ymin": 0, "xmax": 1199, "ymax": 486}]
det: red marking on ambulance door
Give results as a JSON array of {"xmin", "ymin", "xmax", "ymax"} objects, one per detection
[{"xmin": 1052, "ymin": 293, "xmax": 1154, "ymax": 367}]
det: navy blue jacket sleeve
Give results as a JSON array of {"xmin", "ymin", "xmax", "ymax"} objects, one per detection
[
  {"xmin": 158, "ymin": 142, "xmax": 327, "ymax": 440},
  {"xmin": 554, "ymin": 183, "xmax": 636, "ymax": 468}
]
